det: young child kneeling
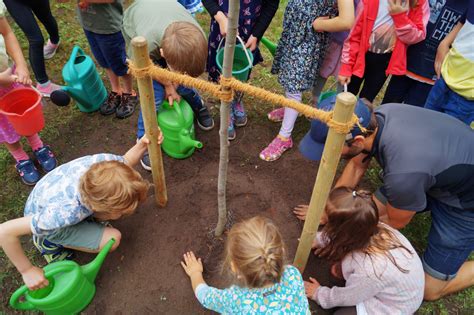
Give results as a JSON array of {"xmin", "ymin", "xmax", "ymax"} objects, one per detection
[
  {"xmin": 305, "ymin": 187, "xmax": 425, "ymax": 314},
  {"xmin": 0, "ymin": 135, "xmax": 162, "ymax": 291},
  {"xmin": 182, "ymin": 216, "xmax": 310, "ymax": 314}
]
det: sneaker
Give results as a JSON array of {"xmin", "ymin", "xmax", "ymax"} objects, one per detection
[
  {"xmin": 34, "ymin": 145, "xmax": 57, "ymax": 173},
  {"xmin": 43, "ymin": 39, "xmax": 60, "ymax": 60},
  {"xmin": 196, "ymin": 105, "xmax": 215, "ymax": 131},
  {"xmin": 36, "ymin": 81, "xmax": 62, "ymax": 98},
  {"xmin": 32, "ymin": 235, "xmax": 74, "ymax": 264},
  {"xmin": 228, "ymin": 110, "xmax": 236, "ymax": 141},
  {"xmin": 140, "ymin": 151, "xmax": 151, "ymax": 171},
  {"xmin": 232, "ymin": 101, "xmax": 248, "ymax": 127},
  {"xmin": 116, "ymin": 93, "xmax": 138, "ymax": 119},
  {"xmin": 267, "ymin": 107, "xmax": 285, "ymax": 122},
  {"xmin": 259, "ymin": 136, "xmax": 293, "ymax": 161},
  {"xmin": 16, "ymin": 159, "xmax": 40, "ymax": 185},
  {"xmin": 100, "ymin": 91, "xmax": 121, "ymax": 116}
]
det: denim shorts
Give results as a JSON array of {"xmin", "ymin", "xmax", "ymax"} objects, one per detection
[
  {"xmin": 83, "ymin": 29, "xmax": 128, "ymax": 77},
  {"xmin": 375, "ymin": 187, "xmax": 474, "ymax": 281}
]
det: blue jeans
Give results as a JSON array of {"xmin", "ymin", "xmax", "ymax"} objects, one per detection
[
  {"xmin": 136, "ymin": 80, "xmax": 203, "ymax": 139},
  {"xmin": 425, "ymin": 76, "xmax": 474, "ymax": 126}
]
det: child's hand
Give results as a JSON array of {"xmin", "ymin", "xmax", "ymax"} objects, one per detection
[
  {"xmin": 14, "ymin": 65, "xmax": 32, "ymax": 85},
  {"xmin": 22, "ymin": 266, "xmax": 49, "ymax": 290},
  {"xmin": 215, "ymin": 11, "xmax": 228, "ymax": 36},
  {"xmin": 138, "ymin": 128, "xmax": 164, "ymax": 147},
  {"xmin": 164, "ymin": 83, "xmax": 180, "ymax": 106},
  {"xmin": 245, "ymin": 35, "xmax": 258, "ymax": 52},
  {"xmin": 0, "ymin": 67, "xmax": 17, "ymax": 86},
  {"xmin": 388, "ymin": 0, "xmax": 408, "ymax": 15},
  {"xmin": 181, "ymin": 251, "xmax": 203, "ymax": 277},
  {"xmin": 304, "ymin": 277, "xmax": 321, "ymax": 299},
  {"xmin": 338, "ymin": 75, "xmax": 351, "ymax": 86}
]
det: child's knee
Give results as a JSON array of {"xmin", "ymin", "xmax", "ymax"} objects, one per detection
[{"xmin": 100, "ymin": 228, "xmax": 121, "ymax": 251}]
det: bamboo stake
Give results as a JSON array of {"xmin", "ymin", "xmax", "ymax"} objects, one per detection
[
  {"xmin": 215, "ymin": 0, "xmax": 240, "ymax": 236},
  {"xmin": 131, "ymin": 36, "xmax": 168, "ymax": 207},
  {"xmin": 293, "ymin": 92, "xmax": 357, "ymax": 272}
]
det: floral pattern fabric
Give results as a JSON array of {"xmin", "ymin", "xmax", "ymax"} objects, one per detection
[
  {"xmin": 24, "ymin": 154, "xmax": 125, "ymax": 236},
  {"xmin": 271, "ymin": 0, "xmax": 338, "ymax": 93},
  {"xmin": 196, "ymin": 265, "xmax": 310, "ymax": 314}
]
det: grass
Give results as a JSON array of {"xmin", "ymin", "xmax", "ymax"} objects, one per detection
[{"xmin": 0, "ymin": 1, "xmax": 472, "ymax": 314}]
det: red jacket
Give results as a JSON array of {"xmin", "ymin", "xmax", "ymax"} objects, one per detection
[{"xmin": 339, "ymin": 0, "xmax": 429, "ymax": 78}]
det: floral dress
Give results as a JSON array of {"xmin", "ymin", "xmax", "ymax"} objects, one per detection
[
  {"xmin": 195, "ymin": 265, "xmax": 310, "ymax": 314},
  {"xmin": 207, "ymin": 0, "xmax": 264, "ymax": 82},
  {"xmin": 272, "ymin": 0, "xmax": 338, "ymax": 93}
]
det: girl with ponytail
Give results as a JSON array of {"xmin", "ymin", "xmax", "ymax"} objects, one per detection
[
  {"xmin": 181, "ymin": 216, "xmax": 310, "ymax": 314},
  {"xmin": 305, "ymin": 187, "xmax": 425, "ymax": 314}
]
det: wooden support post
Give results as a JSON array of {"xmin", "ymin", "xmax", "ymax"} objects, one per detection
[
  {"xmin": 293, "ymin": 92, "xmax": 357, "ymax": 272},
  {"xmin": 215, "ymin": 0, "xmax": 240, "ymax": 236},
  {"xmin": 131, "ymin": 36, "xmax": 168, "ymax": 207}
]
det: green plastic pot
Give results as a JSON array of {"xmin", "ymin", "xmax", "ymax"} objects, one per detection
[{"xmin": 216, "ymin": 36, "xmax": 254, "ymax": 82}]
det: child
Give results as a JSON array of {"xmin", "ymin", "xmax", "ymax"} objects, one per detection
[
  {"xmin": 123, "ymin": 0, "xmax": 214, "ymax": 170},
  {"xmin": 260, "ymin": 0, "xmax": 355, "ymax": 161},
  {"xmin": 305, "ymin": 187, "xmax": 425, "ymax": 314},
  {"xmin": 424, "ymin": 0, "xmax": 474, "ymax": 127},
  {"xmin": 0, "ymin": 135, "xmax": 162, "ymax": 291},
  {"xmin": 75, "ymin": 0, "xmax": 138, "ymax": 119},
  {"xmin": 202, "ymin": 0, "xmax": 279, "ymax": 140},
  {"xmin": 4, "ymin": 0, "xmax": 61, "ymax": 96},
  {"xmin": 0, "ymin": 1, "xmax": 57, "ymax": 185},
  {"xmin": 382, "ymin": 0, "xmax": 467, "ymax": 106},
  {"xmin": 181, "ymin": 216, "xmax": 310, "ymax": 314},
  {"xmin": 339, "ymin": 0, "xmax": 429, "ymax": 103}
]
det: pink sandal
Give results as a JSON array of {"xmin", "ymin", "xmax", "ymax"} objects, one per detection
[
  {"xmin": 267, "ymin": 107, "xmax": 285, "ymax": 122},
  {"xmin": 259, "ymin": 136, "xmax": 293, "ymax": 161}
]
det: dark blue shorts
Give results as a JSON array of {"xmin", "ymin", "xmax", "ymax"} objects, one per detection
[{"xmin": 83, "ymin": 29, "xmax": 128, "ymax": 77}]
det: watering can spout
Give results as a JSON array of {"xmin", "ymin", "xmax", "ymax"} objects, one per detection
[
  {"xmin": 179, "ymin": 132, "xmax": 203, "ymax": 151},
  {"xmin": 81, "ymin": 238, "xmax": 115, "ymax": 283}
]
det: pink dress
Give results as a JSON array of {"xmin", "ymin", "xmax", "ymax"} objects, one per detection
[{"xmin": 0, "ymin": 80, "xmax": 23, "ymax": 144}]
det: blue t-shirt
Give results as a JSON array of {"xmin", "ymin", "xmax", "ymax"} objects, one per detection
[
  {"xmin": 24, "ymin": 154, "xmax": 125, "ymax": 236},
  {"xmin": 195, "ymin": 265, "xmax": 310, "ymax": 314},
  {"xmin": 406, "ymin": 0, "xmax": 467, "ymax": 82}
]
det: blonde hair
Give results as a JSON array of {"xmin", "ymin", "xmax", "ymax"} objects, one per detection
[
  {"xmin": 224, "ymin": 216, "xmax": 285, "ymax": 288},
  {"xmin": 79, "ymin": 161, "xmax": 150, "ymax": 217},
  {"xmin": 161, "ymin": 21, "xmax": 207, "ymax": 77}
]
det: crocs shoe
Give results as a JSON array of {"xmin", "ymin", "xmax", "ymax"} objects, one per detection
[
  {"xmin": 259, "ymin": 136, "xmax": 293, "ymax": 161},
  {"xmin": 16, "ymin": 159, "xmax": 40, "ymax": 186},
  {"xmin": 267, "ymin": 107, "xmax": 285, "ymax": 122},
  {"xmin": 36, "ymin": 81, "xmax": 62, "ymax": 98},
  {"xmin": 43, "ymin": 39, "xmax": 60, "ymax": 60},
  {"xmin": 34, "ymin": 145, "xmax": 57, "ymax": 173},
  {"xmin": 116, "ymin": 93, "xmax": 138, "ymax": 119},
  {"xmin": 32, "ymin": 235, "xmax": 74, "ymax": 263},
  {"xmin": 100, "ymin": 91, "xmax": 121, "ymax": 116},
  {"xmin": 232, "ymin": 101, "xmax": 247, "ymax": 127}
]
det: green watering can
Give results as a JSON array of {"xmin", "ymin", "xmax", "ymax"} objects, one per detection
[
  {"xmin": 158, "ymin": 99, "xmax": 203, "ymax": 159},
  {"xmin": 260, "ymin": 36, "xmax": 277, "ymax": 57},
  {"xmin": 62, "ymin": 46, "xmax": 107, "ymax": 113},
  {"xmin": 10, "ymin": 239, "xmax": 115, "ymax": 315}
]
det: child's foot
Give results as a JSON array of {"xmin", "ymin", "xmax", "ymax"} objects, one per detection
[
  {"xmin": 43, "ymin": 39, "xmax": 60, "ymax": 60},
  {"xmin": 267, "ymin": 107, "xmax": 285, "ymax": 122},
  {"xmin": 36, "ymin": 81, "xmax": 62, "ymax": 98},
  {"xmin": 259, "ymin": 136, "xmax": 293, "ymax": 161},
  {"xmin": 116, "ymin": 93, "xmax": 138, "ymax": 119},
  {"xmin": 140, "ymin": 151, "xmax": 151, "ymax": 171},
  {"xmin": 232, "ymin": 101, "xmax": 247, "ymax": 127},
  {"xmin": 228, "ymin": 111, "xmax": 236, "ymax": 141},
  {"xmin": 196, "ymin": 105, "xmax": 214, "ymax": 131},
  {"xmin": 34, "ymin": 145, "xmax": 57, "ymax": 173},
  {"xmin": 100, "ymin": 91, "xmax": 121, "ymax": 116},
  {"xmin": 16, "ymin": 159, "xmax": 40, "ymax": 185},
  {"xmin": 32, "ymin": 235, "xmax": 75, "ymax": 263}
]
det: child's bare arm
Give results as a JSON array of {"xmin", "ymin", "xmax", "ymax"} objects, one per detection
[
  {"xmin": 435, "ymin": 21, "xmax": 463, "ymax": 78},
  {"xmin": 313, "ymin": 0, "xmax": 355, "ymax": 32},
  {"xmin": 0, "ymin": 217, "xmax": 49, "ymax": 290},
  {"xmin": 181, "ymin": 251, "xmax": 206, "ymax": 292},
  {"xmin": 123, "ymin": 134, "xmax": 163, "ymax": 167}
]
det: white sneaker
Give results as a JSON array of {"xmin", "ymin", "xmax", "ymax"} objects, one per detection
[{"xmin": 43, "ymin": 39, "xmax": 60, "ymax": 60}]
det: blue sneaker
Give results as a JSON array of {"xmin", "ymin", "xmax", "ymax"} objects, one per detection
[
  {"xmin": 34, "ymin": 145, "xmax": 57, "ymax": 173},
  {"xmin": 32, "ymin": 235, "xmax": 74, "ymax": 263},
  {"xmin": 16, "ymin": 159, "xmax": 40, "ymax": 186},
  {"xmin": 232, "ymin": 100, "xmax": 248, "ymax": 127}
]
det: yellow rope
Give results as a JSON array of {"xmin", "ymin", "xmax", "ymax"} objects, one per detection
[{"xmin": 128, "ymin": 61, "xmax": 364, "ymax": 134}]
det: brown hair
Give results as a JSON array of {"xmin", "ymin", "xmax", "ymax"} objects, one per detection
[
  {"xmin": 224, "ymin": 216, "xmax": 285, "ymax": 288},
  {"xmin": 79, "ymin": 161, "xmax": 150, "ymax": 217},
  {"xmin": 317, "ymin": 187, "xmax": 412, "ymax": 274},
  {"xmin": 161, "ymin": 22, "xmax": 207, "ymax": 77}
]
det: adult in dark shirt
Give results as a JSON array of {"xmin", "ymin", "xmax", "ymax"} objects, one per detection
[{"xmin": 298, "ymin": 95, "xmax": 474, "ymax": 301}]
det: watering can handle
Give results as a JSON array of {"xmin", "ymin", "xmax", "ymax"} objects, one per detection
[
  {"xmin": 9, "ymin": 263, "xmax": 76, "ymax": 311},
  {"xmin": 217, "ymin": 35, "xmax": 253, "ymax": 71},
  {"xmin": 171, "ymin": 100, "xmax": 186, "ymax": 126},
  {"xmin": 66, "ymin": 46, "xmax": 85, "ymax": 82}
]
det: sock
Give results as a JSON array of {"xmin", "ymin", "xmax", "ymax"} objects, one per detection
[
  {"xmin": 27, "ymin": 134, "xmax": 44, "ymax": 151},
  {"xmin": 9, "ymin": 146, "xmax": 29, "ymax": 162}
]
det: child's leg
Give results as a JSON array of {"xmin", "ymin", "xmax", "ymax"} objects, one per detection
[
  {"xmin": 232, "ymin": 92, "xmax": 247, "ymax": 127},
  {"xmin": 381, "ymin": 75, "xmax": 410, "ymax": 104},
  {"xmin": 424, "ymin": 77, "xmax": 449, "ymax": 113},
  {"xmin": 137, "ymin": 80, "xmax": 165, "ymax": 139},
  {"xmin": 312, "ymin": 76, "xmax": 328, "ymax": 105},
  {"xmin": 177, "ymin": 86, "xmax": 214, "ymax": 131},
  {"xmin": 105, "ymin": 68, "xmax": 122, "ymax": 93},
  {"xmin": 121, "ymin": 73, "xmax": 134, "ymax": 95},
  {"xmin": 357, "ymin": 52, "xmax": 391, "ymax": 102},
  {"xmin": 30, "ymin": 0, "xmax": 60, "ymax": 45},
  {"xmin": 5, "ymin": 141, "xmax": 29, "ymax": 162},
  {"xmin": 26, "ymin": 133, "xmax": 43, "ymax": 151},
  {"xmin": 279, "ymin": 91, "xmax": 302, "ymax": 139}
]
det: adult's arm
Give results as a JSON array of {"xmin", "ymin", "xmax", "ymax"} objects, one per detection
[
  {"xmin": 334, "ymin": 153, "xmax": 371, "ymax": 189},
  {"xmin": 251, "ymin": 0, "xmax": 280, "ymax": 39},
  {"xmin": 383, "ymin": 203, "xmax": 416, "ymax": 229}
]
